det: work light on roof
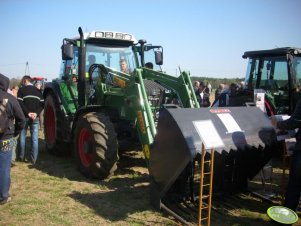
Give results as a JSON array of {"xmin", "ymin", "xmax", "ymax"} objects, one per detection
[
  {"xmin": 105, "ymin": 32, "xmax": 113, "ymax": 38},
  {"xmin": 95, "ymin": 32, "xmax": 104, "ymax": 38},
  {"xmin": 92, "ymin": 31, "xmax": 133, "ymax": 41},
  {"xmin": 123, "ymin": 34, "xmax": 132, "ymax": 40},
  {"xmin": 115, "ymin": 33, "xmax": 123, "ymax": 39}
]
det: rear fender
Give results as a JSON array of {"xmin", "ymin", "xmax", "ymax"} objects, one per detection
[
  {"xmin": 44, "ymin": 82, "xmax": 76, "ymax": 142},
  {"xmin": 44, "ymin": 83, "xmax": 64, "ymax": 107}
]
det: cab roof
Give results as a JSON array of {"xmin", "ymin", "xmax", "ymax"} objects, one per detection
[
  {"xmin": 242, "ymin": 47, "xmax": 301, "ymax": 59},
  {"xmin": 71, "ymin": 30, "xmax": 137, "ymax": 46}
]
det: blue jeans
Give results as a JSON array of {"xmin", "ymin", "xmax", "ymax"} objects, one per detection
[
  {"xmin": 284, "ymin": 148, "xmax": 301, "ymax": 211},
  {"xmin": 18, "ymin": 118, "xmax": 40, "ymax": 164},
  {"xmin": 11, "ymin": 137, "xmax": 18, "ymax": 162},
  {"xmin": 0, "ymin": 138, "xmax": 13, "ymax": 201}
]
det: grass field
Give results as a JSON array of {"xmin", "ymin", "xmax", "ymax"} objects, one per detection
[
  {"xmin": 1, "ymin": 133, "xmax": 176, "ymax": 226},
  {"xmin": 1, "ymin": 123, "xmax": 300, "ymax": 225}
]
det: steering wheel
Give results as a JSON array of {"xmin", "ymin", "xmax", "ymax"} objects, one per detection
[{"xmin": 88, "ymin": 64, "xmax": 108, "ymax": 83}]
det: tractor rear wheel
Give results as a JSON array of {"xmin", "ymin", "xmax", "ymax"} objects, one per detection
[
  {"xmin": 74, "ymin": 112, "xmax": 118, "ymax": 179},
  {"xmin": 44, "ymin": 93, "xmax": 69, "ymax": 155}
]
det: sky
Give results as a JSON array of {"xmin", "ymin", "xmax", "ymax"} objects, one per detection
[{"xmin": 0, "ymin": 0, "xmax": 300, "ymax": 80}]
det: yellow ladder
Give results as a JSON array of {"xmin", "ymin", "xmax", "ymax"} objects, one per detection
[{"xmin": 198, "ymin": 144, "xmax": 215, "ymax": 226}]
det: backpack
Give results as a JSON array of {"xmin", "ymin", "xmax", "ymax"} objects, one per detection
[{"xmin": 0, "ymin": 98, "xmax": 9, "ymax": 135}]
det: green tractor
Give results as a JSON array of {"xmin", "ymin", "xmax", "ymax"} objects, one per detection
[
  {"xmin": 43, "ymin": 28, "xmax": 278, "ymax": 224},
  {"xmin": 213, "ymin": 47, "xmax": 301, "ymax": 115},
  {"xmin": 43, "ymin": 27, "xmax": 199, "ymax": 179}
]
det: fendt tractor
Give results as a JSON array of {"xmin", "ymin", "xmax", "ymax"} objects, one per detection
[
  {"xmin": 214, "ymin": 47, "xmax": 301, "ymax": 115},
  {"xmin": 43, "ymin": 28, "xmax": 277, "ymax": 225},
  {"xmin": 43, "ymin": 27, "xmax": 199, "ymax": 177}
]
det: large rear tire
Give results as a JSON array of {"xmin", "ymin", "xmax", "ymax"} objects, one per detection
[
  {"xmin": 74, "ymin": 112, "xmax": 118, "ymax": 179},
  {"xmin": 44, "ymin": 93, "xmax": 69, "ymax": 155}
]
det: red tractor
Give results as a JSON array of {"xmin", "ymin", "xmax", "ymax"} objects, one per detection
[{"xmin": 31, "ymin": 76, "xmax": 47, "ymax": 91}]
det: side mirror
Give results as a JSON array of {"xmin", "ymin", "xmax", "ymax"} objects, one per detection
[
  {"xmin": 155, "ymin": 50, "xmax": 163, "ymax": 65},
  {"xmin": 62, "ymin": 43, "xmax": 74, "ymax": 60}
]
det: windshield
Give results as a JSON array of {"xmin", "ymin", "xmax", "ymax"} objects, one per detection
[
  {"xmin": 86, "ymin": 43, "xmax": 137, "ymax": 76},
  {"xmin": 244, "ymin": 56, "xmax": 290, "ymax": 114},
  {"xmin": 245, "ymin": 56, "xmax": 288, "ymax": 90}
]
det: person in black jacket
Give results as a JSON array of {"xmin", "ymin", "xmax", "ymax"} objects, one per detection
[
  {"xmin": 0, "ymin": 73, "xmax": 25, "ymax": 205},
  {"xmin": 17, "ymin": 75, "xmax": 44, "ymax": 164},
  {"xmin": 195, "ymin": 82, "xmax": 211, "ymax": 107},
  {"xmin": 271, "ymin": 99, "xmax": 301, "ymax": 211}
]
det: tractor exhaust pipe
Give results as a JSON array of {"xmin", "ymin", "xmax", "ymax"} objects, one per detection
[{"xmin": 77, "ymin": 27, "xmax": 86, "ymax": 107}]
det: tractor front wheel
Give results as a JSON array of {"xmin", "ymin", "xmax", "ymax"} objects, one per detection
[{"xmin": 74, "ymin": 112, "xmax": 118, "ymax": 179}]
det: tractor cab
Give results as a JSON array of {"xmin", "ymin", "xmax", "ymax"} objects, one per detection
[
  {"xmin": 58, "ymin": 29, "xmax": 164, "ymax": 110},
  {"xmin": 214, "ymin": 47, "xmax": 301, "ymax": 116},
  {"xmin": 59, "ymin": 31, "xmax": 163, "ymax": 82},
  {"xmin": 244, "ymin": 47, "xmax": 301, "ymax": 115}
]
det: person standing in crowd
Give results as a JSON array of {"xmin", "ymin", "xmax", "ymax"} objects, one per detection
[
  {"xmin": 215, "ymin": 83, "xmax": 225, "ymax": 100},
  {"xmin": 10, "ymin": 85, "xmax": 19, "ymax": 98},
  {"xmin": 206, "ymin": 81, "xmax": 212, "ymax": 94},
  {"xmin": 271, "ymin": 99, "xmax": 301, "ymax": 212},
  {"xmin": 17, "ymin": 76, "xmax": 44, "ymax": 165},
  {"xmin": 239, "ymin": 81, "xmax": 245, "ymax": 90},
  {"xmin": 34, "ymin": 81, "xmax": 44, "ymax": 131},
  {"xmin": 193, "ymin": 81, "xmax": 200, "ymax": 92},
  {"xmin": 8, "ymin": 84, "xmax": 19, "ymax": 165},
  {"xmin": 196, "ymin": 82, "xmax": 211, "ymax": 107},
  {"xmin": 0, "ymin": 73, "xmax": 25, "ymax": 205}
]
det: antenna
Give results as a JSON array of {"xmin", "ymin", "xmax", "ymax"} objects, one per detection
[
  {"xmin": 25, "ymin": 61, "xmax": 30, "ymax": 75},
  {"xmin": 178, "ymin": 65, "xmax": 182, "ymax": 74}
]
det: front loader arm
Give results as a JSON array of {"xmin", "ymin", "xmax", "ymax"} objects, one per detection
[
  {"xmin": 140, "ymin": 68, "xmax": 200, "ymax": 108},
  {"xmin": 129, "ymin": 69, "xmax": 200, "ymax": 166},
  {"xmin": 127, "ymin": 69, "xmax": 157, "ymax": 166}
]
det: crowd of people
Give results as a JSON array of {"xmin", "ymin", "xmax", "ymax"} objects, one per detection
[
  {"xmin": 193, "ymin": 81, "xmax": 211, "ymax": 107},
  {"xmin": 193, "ymin": 80, "xmax": 246, "ymax": 108},
  {"xmin": 0, "ymin": 74, "xmax": 44, "ymax": 205}
]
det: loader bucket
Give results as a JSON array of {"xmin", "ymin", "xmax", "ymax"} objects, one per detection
[{"xmin": 149, "ymin": 106, "xmax": 277, "ymax": 223}]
